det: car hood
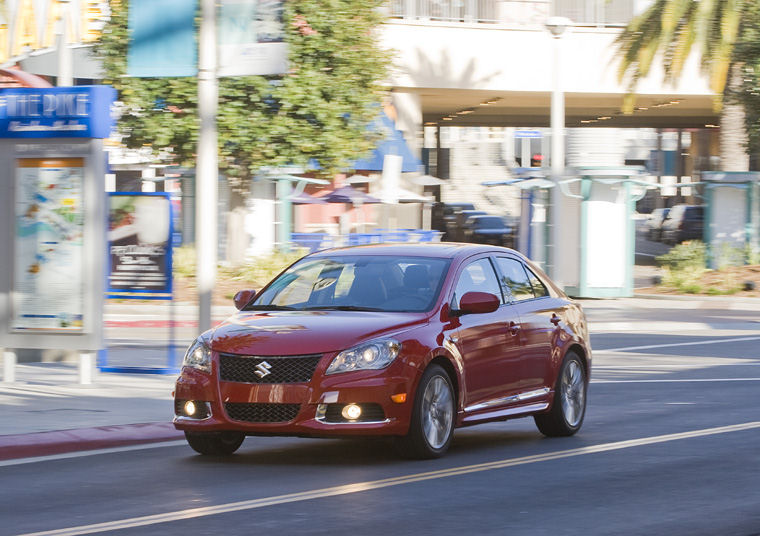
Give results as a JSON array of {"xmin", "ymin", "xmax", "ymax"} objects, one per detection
[{"xmin": 209, "ymin": 310, "xmax": 427, "ymax": 355}]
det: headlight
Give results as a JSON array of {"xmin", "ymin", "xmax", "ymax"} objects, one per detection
[
  {"xmin": 182, "ymin": 338, "xmax": 211, "ymax": 372},
  {"xmin": 326, "ymin": 339, "xmax": 401, "ymax": 375}
]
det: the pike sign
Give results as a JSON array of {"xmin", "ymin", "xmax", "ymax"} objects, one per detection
[{"xmin": 0, "ymin": 86, "xmax": 115, "ymax": 139}]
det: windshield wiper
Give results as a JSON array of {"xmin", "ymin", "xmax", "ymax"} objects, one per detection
[
  {"xmin": 244, "ymin": 304, "xmax": 297, "ymax": 311},
  {"xmin": 303, "ymin": 305, "xmax": 385, "ymax": 312}
]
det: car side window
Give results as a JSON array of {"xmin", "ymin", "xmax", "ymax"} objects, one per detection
[
  {"xmin": 524, "ymin": 266, "xmax": 549, "ymax": 298},
  {"xmin": 494, "ymin": 257, "xmax": 534, "ymax": 302},
  {"xmin": 452, "ymin": 258, "xmax": 504, "ymax": 308}
]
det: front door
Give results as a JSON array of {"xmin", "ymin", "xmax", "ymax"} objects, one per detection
[{"xmin": 452, "ymin": 257, "xmax": 523, "ymax": 408}]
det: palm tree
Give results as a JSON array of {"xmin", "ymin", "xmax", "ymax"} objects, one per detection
[{"xmin": 614, "ymin": 0, "xmax": 754, "ymax": 171}]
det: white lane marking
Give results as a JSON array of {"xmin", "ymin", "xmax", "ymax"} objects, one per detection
[
  {"xmin": 593, "ymin": 363, "xmax": 760, "ymax": 368},
  {"xmin": 17, "ymin": 421, "xmax": 760, "ymax": 536},
  {"xmin": 595, "ymin": 335, "xmax": 760, "ymax": 354},
  {"xmin": 0, "ymin": 441, "xmax": 186, "ymax": 468},
  {"xmin": 592, "ymin": 378, "xmax": 760, "ymax": 384}
]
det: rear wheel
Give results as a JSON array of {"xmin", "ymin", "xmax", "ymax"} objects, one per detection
[
  {"xmin": 395, "ymin": 364, "xmax": 455, "ymax": 459},
  {"xmin": 184, "ymin": 431, "xmax": 245, "ymax": 455},
  {"xmin": 534, "ymin": 352, "xmax": 587, "ymax": 437}
]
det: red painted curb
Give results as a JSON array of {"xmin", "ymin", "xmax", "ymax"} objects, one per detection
[{"xmin": 0, "ymin": 422, "xmax": 184, "ymax": 461}]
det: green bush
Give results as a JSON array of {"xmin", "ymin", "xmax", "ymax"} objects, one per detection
[
  {"xmin": 173, "ymin": 246, "xmax": 307, "ymax": 286},
  {"xmin": 173, "ymin": 246, "xmax": 196, "ymax": 278},
  {"xmin": 221, "ymin": 249, "xmax": 307, "ymax": 285},
  {"xmin": 714, "ymin": 242, "xmax": 747, "ymax": 270},
  {"xmin": 656, "ymin": 240, "xmax": 707, "ymax": 272},
  {"xmin": 656, "ymin": 241, "xmax": 707, "ymax": 293}
]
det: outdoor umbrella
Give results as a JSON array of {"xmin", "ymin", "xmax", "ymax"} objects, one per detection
[
  {"xmin": 289, "ymin": 190, "xmax": 326, "ymax": 204},
  {"xmin": 323, "ymin": 185, "xmax": 382, "ymax": 205},
  {"xmin": 322, "ymin": 185, "xmax": 381, "ymax": 234}
]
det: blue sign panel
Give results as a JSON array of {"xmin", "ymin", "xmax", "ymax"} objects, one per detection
[
  {"xmin": 0, "ymin": 86, "xmax": 116, "ymax": 139},
  {"xmin": 128, "ymin": 0, "xmax": 198, "ymax": 77}
]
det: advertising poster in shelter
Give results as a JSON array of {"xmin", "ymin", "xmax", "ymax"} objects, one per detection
[
  {"xmin": 108, "ymin": 193, "xmax": 173, "ymax": 299},
  {"xmin": 13, "ymin": 158, "xmax": 84, "ymax": 331}
]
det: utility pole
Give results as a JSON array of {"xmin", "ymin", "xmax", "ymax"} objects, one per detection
[{"xmin": 196, "ymin": 0, "xmax": 218, "ymax": 332}]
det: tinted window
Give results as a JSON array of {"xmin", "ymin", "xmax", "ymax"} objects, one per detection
[
  {"xmin": 251, "ymin": 256, "xmax": 450, "ymax": 312},
  {"xmin": 525, "ymin": 266, "xmax": 549, "ymax": 298},
  {"xmin": 494, "ymin": 257, "xmax": 534, "ymax": 302},
  {"xmin": 684, "ymin": 206, "xmax": 704, "ymax": 220},
  {"xmin": 453, "ymin": 258, "xmax": 503, "ymax": 308}
]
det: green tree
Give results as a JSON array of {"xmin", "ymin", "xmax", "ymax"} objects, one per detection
[
  {"xmin": 97, "ymin": 0, "xmax": 391, "ymax": 187},
  {"xmin": 614, "ymin": 0, "xmax": 756, "ymax": 171}
]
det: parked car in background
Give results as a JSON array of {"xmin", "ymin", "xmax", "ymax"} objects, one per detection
[
  {"xmin": 463, "ymin": 215, "xmax": 515, "ymax": 248},
  {"xmin": 661, "ymin": 204, "xmax": 704, "ymax": 245},
  {"xmin": 645, "ymin": 208, "xmax": 670, "ymax": 241},
  {"xmin": 432, "ymin": 202, "xmax": 476, "ymax": 239},
  {"xmin": 445, "ymin": 209, "xmax": 487, "ymax": 242},
  {"xmin": 174, "ymin": 243, "xmax": 591, "ymax": 459}
]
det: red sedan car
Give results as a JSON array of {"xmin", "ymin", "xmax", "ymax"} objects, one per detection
[{"xmin": 174, "ymin": 243, "xmax": 591, "ymax": 458}]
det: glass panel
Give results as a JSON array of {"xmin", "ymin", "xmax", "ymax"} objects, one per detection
[
  {"xmin": 252, "ymin": 256, "xmax": 450, "ymax": 312},
  {"xmin": 453, "ymin": 258, "xmax": 503, "ymax": 308},
  {"xmin": 494, "ymin": 257, "xmax": 534, "ymax": 302},
  {"xmin": 525, "ymin": 266, "xmax": 549, "ymax": 298}
]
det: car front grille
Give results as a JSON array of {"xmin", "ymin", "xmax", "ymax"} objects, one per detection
[
  {"xmin": 224, "ymin": 402, "xmax": 301, "ymax": 423},
  {"xmin": 219, "ymin": 353, "xmax": 322, "ymax": 384}
]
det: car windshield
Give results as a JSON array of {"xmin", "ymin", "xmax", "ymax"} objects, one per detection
[{"xmin": 248, "ymin": 255, "xmax": 451, "ymax": 313}]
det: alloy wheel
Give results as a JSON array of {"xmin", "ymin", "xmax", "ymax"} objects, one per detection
[
  {"xmin": 560, "ymin": 360, "xmax": 585, "ymax": 427},
  {"xmin": 421, "ymin": 376, "xmax": 454, "ymax": 449}
]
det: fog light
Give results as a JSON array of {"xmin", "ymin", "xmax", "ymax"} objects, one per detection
[
  {"xmin": 184, "ymin": 400, "xmax": 197, "ymax": 416},
  {"xmin": 341, "ymin": 403, "xmax": 362, "ymax": 421}
]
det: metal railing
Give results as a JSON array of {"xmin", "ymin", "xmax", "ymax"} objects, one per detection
[{"xmin": 388, "ymin": 0, "xmax": 634, "ymax": 27}]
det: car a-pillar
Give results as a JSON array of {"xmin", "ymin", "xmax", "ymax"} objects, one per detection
[{"xmin": 0, "ymin": 86, "xmax": 116, "ymax": 384}]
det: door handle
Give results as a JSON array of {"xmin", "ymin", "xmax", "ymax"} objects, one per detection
[
  {"xmin": 550, "ymin": 314, "xmax": 561, "ymax": 326},
  {"xmin": 508, "ymin": 321, "xmax": 520, "ymax": 336}
]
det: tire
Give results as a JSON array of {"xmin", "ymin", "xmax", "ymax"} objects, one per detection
[
  {"xmin": 395, "ymin": 364, "xmax": 456, "ymax": 459},
  {"xmin": 534, "ymin": 352, "xmax": 587, "ymax": 437},
  {"xmin": 184, "ymin": 431, "xmax": 245, "ymax": 455}
]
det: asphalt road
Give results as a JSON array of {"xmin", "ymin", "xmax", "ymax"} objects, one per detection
[{"xmin": 3, "ymin": 331, "xmax": 760, "ymax": 536}]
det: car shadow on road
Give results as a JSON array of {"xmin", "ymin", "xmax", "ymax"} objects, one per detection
[{"xmin": 180, "ymin": 427, "xmax": 550, "ymax": 467}]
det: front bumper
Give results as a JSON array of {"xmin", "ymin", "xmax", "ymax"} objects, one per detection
[{"xmin": 173, "ymin": 357, "xmax": 418, "ymax": 437}]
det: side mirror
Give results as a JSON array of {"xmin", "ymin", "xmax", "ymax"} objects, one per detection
[
  {"xmin": 456, "ymin": 291, "xmax": 500, "ymax": 315},
  {"xmin": 233, "ymin": 289, "xmax": 257, "ymax": 310}
]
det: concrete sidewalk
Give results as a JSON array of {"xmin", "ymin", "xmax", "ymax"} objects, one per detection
[{"xmin": 1, "ymin": 293, "xmax": 759, "ymax": 462}]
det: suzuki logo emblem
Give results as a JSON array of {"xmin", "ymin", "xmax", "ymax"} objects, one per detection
[{"xmin": 254, "ymin": 361, "xmax": 273, "ymax": 379}]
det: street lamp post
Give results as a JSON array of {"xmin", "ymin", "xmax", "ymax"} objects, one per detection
[
  {"xmin": 197, "ymin": 0, "xmax": 218, "ymax": 332},
  {"xmin": 545, "ymin": 16, "xmax": 572, "ymax": 287}
]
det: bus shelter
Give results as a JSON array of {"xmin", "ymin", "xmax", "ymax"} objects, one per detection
[
  {"xmin": 558, "ymin": 166, "xmax": 652, "ymax": 298},
  {"xmin": 698, "ymin": 171, "xmax": 760, "ymax": 268}
]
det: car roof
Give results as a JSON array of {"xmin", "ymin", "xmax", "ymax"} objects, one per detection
[{"xmin": 309, "ymin": 242, "xmax": 518, "ymax": 260}]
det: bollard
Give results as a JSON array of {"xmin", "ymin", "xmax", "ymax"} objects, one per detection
[
  {"xmin": 3, "ymin": 350, "xmax": 16, "ymax": 383},
  {"xmin": 79, "ymin": 351, "xmax": 96, "ymax": 385}
]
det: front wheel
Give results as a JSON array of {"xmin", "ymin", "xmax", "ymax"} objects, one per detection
[
  {"xmin": 395, "ymin": 364, "xmax": 456, "ymax": 459},
  {"xmin": 534, "ymin": 352, "xmax": 587, "ymax": 437},
  {"xmin": 184, "ymin": 431, "xmax": 245, "ymax": 455}
]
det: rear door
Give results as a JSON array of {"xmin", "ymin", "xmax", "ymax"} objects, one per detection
[{"xmin": 493, "ymin": 256, "xmax": 558, "ymax": 393}]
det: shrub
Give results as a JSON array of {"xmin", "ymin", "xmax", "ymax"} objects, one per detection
[{"xmin": 656, "ymin": 241, "xmax": 707, "ymax": 293}]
